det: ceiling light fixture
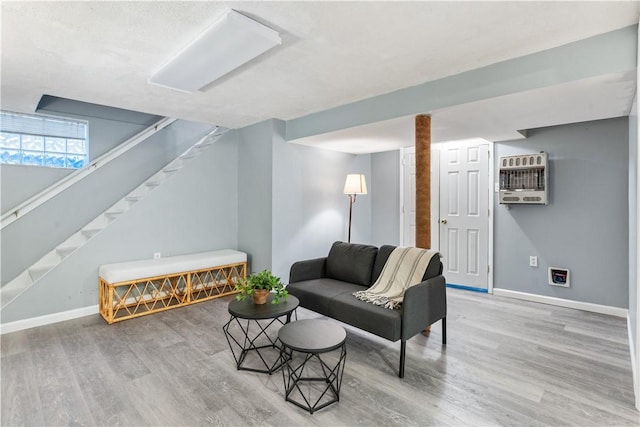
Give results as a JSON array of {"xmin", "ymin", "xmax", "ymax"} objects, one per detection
[{"xmin": 149, "ymin": 9, "xmax": 281, "ymax": 93}]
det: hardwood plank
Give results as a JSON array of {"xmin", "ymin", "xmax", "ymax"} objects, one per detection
[
  {"xmin": 30, "ymin": 341, "xmax": 95, "ymax": 425},
  {"xmin": 1, "ymin": 290, "xmax": 638, "ymax": 426},
  {"xmin": 59, "ymin": 328, "xmax": 147, "ymax": 425},
  {"xmin": 0, "ymin": 352, "xmax": 45, "ymax": 426}
]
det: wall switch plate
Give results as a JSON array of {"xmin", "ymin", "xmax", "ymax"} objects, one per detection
[
  {"xmin": 529, "ymin": 256, "xmax": 538, "ymax": 267},
  {"xmin": 154, "ymin": 252, "xmax": 161, "ymax": 259}
]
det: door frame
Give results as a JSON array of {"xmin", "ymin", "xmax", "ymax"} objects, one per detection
[
  {"xmin": 400, "ymin": 141, "xmax": 494, "ymax": 294},
  {"xmin": 399, "ymin": 147, "xmax": 408, "ymax": 247}
]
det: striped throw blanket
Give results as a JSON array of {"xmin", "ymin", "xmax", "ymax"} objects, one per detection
[{"xmin": 354, "ymin": 247, "xmax": 437, "ymax": 309}]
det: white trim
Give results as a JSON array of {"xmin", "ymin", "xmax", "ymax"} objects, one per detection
[
  {"xmin": 487, "ymin": 141, "xmax": 495, "ymax": 295},
  {"xmin": 0, "ymin": 305, "xmax": 99, "ymax": 335},
  {"xmin": 635, "ymin": 25, "xmax": 640, "ymax": 409},
  {"xmin": 1, "ymin": 117, "xmax": 177, "ymax": 229},
  {"xmin": 493, "ymin": 288, "xmax": 628, "ymax": 318},
  {"xmin": 629, "ymin": 314, "xmax": 638, "ymax": 409},
  {"xmin": 431, "ymin": 146, "xmax": 440, "ymax": 251},
  {"xmin": 399, "ymin": 147, "xmax": 408, "ymax": 245}
]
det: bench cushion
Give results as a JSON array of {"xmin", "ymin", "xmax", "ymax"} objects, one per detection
[{"xmin": 99, "ymin": 249, "xmax": 247, "ymax": 283}]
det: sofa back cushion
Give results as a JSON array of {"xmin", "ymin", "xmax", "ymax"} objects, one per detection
[
  {"xmin": 326, "ymin": 241, "xmax": 378, "ymax": 286},
  {"xmin": 372, "ymin": 245, "xmax": 396, "ymax": 284},
  {"xmin": 372, "ymin": 245, "xmax": 443, "ymax": 284}
]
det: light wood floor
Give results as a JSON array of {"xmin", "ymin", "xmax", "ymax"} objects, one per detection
[{"xmin": 1, "ymin": 288, "xmax": 638, "ymax": 426}]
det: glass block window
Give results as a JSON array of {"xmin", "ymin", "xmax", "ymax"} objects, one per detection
[{"xmin": 0, "ymin": 111, "xmax": 88, "ymax": 169}]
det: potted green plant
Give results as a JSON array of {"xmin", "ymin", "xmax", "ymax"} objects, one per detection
[{"xmin": 235, "ymin": 269, "xmax": 289, "ymax": 304}]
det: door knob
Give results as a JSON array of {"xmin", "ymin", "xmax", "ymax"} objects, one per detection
[{"xmin": 440, "ymin": 219, "xmax": 448, "ymax": 224}]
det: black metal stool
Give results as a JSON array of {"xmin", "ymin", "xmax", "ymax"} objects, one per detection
[{"xmin": 278, "ymin": 319, "xmax": 347, "ymax": 414}]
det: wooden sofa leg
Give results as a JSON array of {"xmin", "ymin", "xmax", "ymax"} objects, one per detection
[
  {"xmin": 399, "ymin": 340, "xmax": 406, "ymax": 378},
  {"xmin": 442, "ymin": 317, "xmax": 447, "ymax": 345}
]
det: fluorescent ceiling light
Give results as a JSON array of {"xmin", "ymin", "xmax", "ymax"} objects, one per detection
[{"xmin": 149, "ymin": 9, "xmax": 281, "ymax": 92}]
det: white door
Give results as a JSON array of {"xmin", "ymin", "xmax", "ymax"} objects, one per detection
[{"xmin": 439, "ymin": 140, "xmax": 490, "ymax": 290}]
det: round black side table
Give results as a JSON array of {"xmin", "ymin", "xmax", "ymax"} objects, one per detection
[
  {"xmin": 223, "ymin": 294, "xmax": 299, "ymax": 374},
  {"xmin": 278, "ymin": 319, "xmax": 347, "ymax": 414}
]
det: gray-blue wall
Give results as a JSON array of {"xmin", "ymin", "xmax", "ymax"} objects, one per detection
[
  {"xmin": 37, "ymin": 96, "xmax": 162, "ymax": 159},
  {"xmin": 272, "ymin": 119, "xmax": 372, "ymax": 281},
  {"xmin": 236, "ymin": 118, "xmax": 374, "ymax": 281},
  {"xmin": 2, "ymin": 115, "xmax": 381, "ymax": 321},
  {"xmin": 495, "ymin": 117, "xmax": 629, "ymax": 308},
  {"xmin": 237, "ymin": 122, "xmax": 274, "ymax": 274},
  {"xmin": 371, "ymin": 150, "xmax": 401, "ymax": 247},
  {"xmin": 1, "ymin": 119, "xmax": 213, "ymax": 285},
  {"xmin": 1, "ymin": 99, "xmax": 160, "ymax": 215},
  {"xmin": 1, "ymin": 132, "xmax": 239, "ymax": 322},
  {"xmin": 1, "ymin": 165, "xmax": 72, "ymax": 215}
]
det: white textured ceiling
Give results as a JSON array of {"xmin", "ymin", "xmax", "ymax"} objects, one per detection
[{"xmin": 1, "ymin": 0, "xmax": 638, "ymax": 138}]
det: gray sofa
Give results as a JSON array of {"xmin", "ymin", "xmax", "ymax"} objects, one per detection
[{"xmin": 287, "ymin": 241, "xmax": 447, "ymax": 378}]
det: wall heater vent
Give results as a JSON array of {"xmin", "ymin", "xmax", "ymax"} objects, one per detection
[{"xmin": 499, "ymin": 152, "xmax": 549, "ymax": 205}]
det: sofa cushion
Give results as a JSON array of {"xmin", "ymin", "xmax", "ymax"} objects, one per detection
[
  {"xmin": 326, "ymin": 241, "xmax": 378, "ymax": 286},
  {"xmin": 329, "ymin": 291, "xmax": 402, "ymax": 341},
  {"xmin": 372, "ymin": 245, "xmax": 443, "ymax": 284},
  {"xmin": 372, "ymin": 245, "xmax": 396, "ymax": 284},
  {"xmin": 286, "ymin": 278, "xmax": 365, "ymax": 317},
  {"xmin": 423, "ymin": 254, "xmax": 443, "ymax": 280}
]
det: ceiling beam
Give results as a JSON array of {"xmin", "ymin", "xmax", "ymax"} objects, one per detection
[{"xmin": 286, "ymin": 25, "xmax": 637, "ymax": 142}]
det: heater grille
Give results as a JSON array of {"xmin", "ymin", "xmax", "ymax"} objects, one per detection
[{"xmin": 499, "ymin": 152, "xmax": 548, "ymax": 205}]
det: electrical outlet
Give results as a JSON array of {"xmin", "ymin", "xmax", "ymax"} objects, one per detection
[
  {"xmin": 529, "ymin": 256, "xmax": 538, "ymax": 267},
  {"xmin": 154, "ymin": 252, "xmax": 161, "ymax": 259}
]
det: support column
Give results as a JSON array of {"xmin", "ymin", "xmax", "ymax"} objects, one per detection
[{"xmin": 415, "ymin": 114, "xmax": 431, "ymax": 249}]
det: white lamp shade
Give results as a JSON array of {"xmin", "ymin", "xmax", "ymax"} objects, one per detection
[{"xmin": 344, "ymin": 174, "xmax": 367, "ymax": 195}]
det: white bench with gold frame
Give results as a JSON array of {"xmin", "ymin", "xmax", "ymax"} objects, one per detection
[{"xmin": 99, "ymin": 249, "xmax": 246, "ymax": 324}]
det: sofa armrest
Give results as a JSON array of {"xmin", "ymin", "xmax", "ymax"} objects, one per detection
[
  {"xmin": 289, "ymin": 257, "xmax": 327, "ymax": 283},
  {"xmin": 401, "ymin": 275, "xmax": 447, "ymax": 340}
]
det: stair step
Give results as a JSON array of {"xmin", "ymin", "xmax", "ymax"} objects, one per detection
[
  {"xmin": 2, "ymin": 271, "xmax": 32, "ymax": 293},
  {"xmin": 125, "ymin": 195, "xmax": 143, "ymax": 203},
  {"xmin": 29, "ymin": 264, "xmax": 55, "ymax": 282},
  {"xmin": 1, "ymin": 287, "xmax": 26, "ymax": 306},
  {"xmin": 1, "ymin": 271, "xmax": 32, "ymax": 307},
  {"xmin": 56, "ymin": 245, "xmax": 78, "ymax": 259},
  {"xmin": 162, "ymin": 167, "xmax": 180, "ymax": 173},
  {"xmin": 194, "ymin": 142, "xmax": 213, "ymax": 149},
  {"xmin": 81, "ymin": 228, "xmax": 101, "ymax": 239},
  {"xmin": 145, "ymin": 181, "xmax": 160, "ymax": 188},
  {"xmin": 105, "ymin": 210, "xmax": 125, "ymax": 220},
  {"xmin": 179, "ymin": 153, "xmax": 197, "ymax": 160}
]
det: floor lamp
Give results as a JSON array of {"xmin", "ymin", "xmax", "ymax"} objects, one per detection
[{"xmin": 344, "ymin": 174, "xmax": 367, "ymax": 243}]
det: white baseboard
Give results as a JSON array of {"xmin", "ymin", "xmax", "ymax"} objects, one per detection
[
  {"xmin": 493, "ymin": 288, "xmax": 628, "ymax": 318},
  {"xmin": 0, "ymin": 304, "xmax": 99, "ymax": 335},
  {"xmin": 628, "ymin": 315, "xmax": 639, "ymax": 410}
]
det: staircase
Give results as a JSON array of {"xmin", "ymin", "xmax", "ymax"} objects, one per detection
[{"xmin": 1, "ymin": 127, "xmax": 229, "ymax": 309}]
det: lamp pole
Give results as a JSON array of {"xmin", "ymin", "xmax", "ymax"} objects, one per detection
[
  {"xmin": 347, "ymin": 194, "xmax": 356, "ymax": 243},
  {"xmin": 344, "ymin": 174, "xmax": 367, "ymax": 243}
]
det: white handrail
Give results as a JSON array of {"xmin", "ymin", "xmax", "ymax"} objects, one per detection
[{"xmin": 1, "ymin": 117, "xmax": 177, "ymax": 229}]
